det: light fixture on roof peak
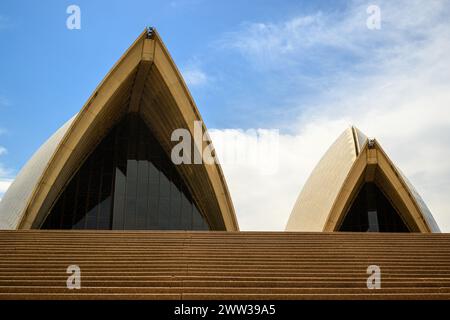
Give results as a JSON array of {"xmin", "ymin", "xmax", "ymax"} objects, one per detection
[{"xmin": 146, "ymin": 26, "xmax": 154, "ymax": 39}]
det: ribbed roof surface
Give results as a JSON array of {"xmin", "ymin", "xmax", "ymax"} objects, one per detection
[
  {"xmin": 1, "ymin": 230, "xmax": 450, "ymax": 299},
  {"xmin": 0, "ymin": 118, "xmax": 75, "ymax": 229},
  {"xmin": 286, "ymin": 127, "xmax": 366, "ymax": 231}
]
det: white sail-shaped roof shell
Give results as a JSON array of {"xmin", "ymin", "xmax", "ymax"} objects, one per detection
[{"xmin": 0, "ymin": 118, "xmax": 74, "ymax": 229}]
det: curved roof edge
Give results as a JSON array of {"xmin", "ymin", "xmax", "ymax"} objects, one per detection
[
  {"xmin": 286, "ymin": 126, "xmax": 440, "ymax": 233},
  {"xmin": 286, "ymin": 127, "xmax": 360, "ymax": 232},
  {"xmin": 0, "ymin": 117, "xmax": 75, "ymax": 229},
  {"xmin": 398, "ymin": 169, "xmax": 440, "ymax": 232}
]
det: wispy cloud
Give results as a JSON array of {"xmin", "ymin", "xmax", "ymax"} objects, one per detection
[
  {"xmin": 182, "ymin": 65, "xmax": 209, "ymax": 87},
  {"xmin": 169, "ymin": 0, "xmax": 204, "ymax": 9},
  {"xmin": 0, "ymin": 15, "xmax": 12, "ymax": 30},
  {"xmin": 0, "ymin": 160, "xmax": 13, "ymax": 201},
  {"xmin": 0, "ymin": 93, "xmax": 14, "ymax": 201},
  {"xmin": 214, "ymin": 0, "xmax": 450, "ymax": 231},
  {"xmin": 219, "ymin": 1, "xmax": 448, "ymax": 72},
  {"xmin": 0, "ymin": 142, "xmax": 12, "ymax": 201},
  {"xmin": 0, "ymin": 96, "xmax": 10, "ymax": 107},
  {"xmin": 0, "ymin": 177, "xmax": 12, "ymax": 195}
]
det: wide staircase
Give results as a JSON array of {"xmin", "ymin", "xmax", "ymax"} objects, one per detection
[{"xmin": 0, "ymin": 230, "xmax": 450, "ymax": 299}]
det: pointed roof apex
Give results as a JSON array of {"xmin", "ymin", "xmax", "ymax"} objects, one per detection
[
  {"xmin": 146, "ymin": 26, "xmax": 155, "ymax": 38},
  {"xmin": 348, "ymin": 125, "xmax": 368, "ymax": 156}
]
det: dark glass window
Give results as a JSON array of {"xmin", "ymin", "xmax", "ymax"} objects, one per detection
[
  {"xmin": 42, "ymin": 114, "xmax": 210, "ymax": 230},
  {"xmin": 338, "ymin": 182, "xmax": 410, "ymax": 232}
]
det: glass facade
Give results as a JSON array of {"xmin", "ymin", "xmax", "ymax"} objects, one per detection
[
  {"xmin": 42, "ymin": 114, "xmax": 210, "ymax": 230},
  {"xmin": 338, "ymin": 182, "xmax": 410, "ymax": 232}
]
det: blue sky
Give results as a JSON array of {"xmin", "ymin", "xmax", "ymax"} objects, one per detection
[
  {"xmin": 1, "ymin": 0, "xmax": 450, "ymax": 230},
  {"xmin": 0, "ymin": 0, "xmax": 351, "ymax": 169}
]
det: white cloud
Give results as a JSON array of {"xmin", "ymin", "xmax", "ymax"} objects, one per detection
[
  {"xmin": 0, "ymin": 145, "xmax": 13, "ymax": 201},
  {"xmin": 220, "ymin": 0, "xmax": 449, "ymax": 72},
  {"xmin": 212, "ymin": 121, "xmax": 348, "ymax": 231},
  {"xmin": 169, "ymin": 0, "xmax": 204, "ymax": 9},
  {"xmin": 0, "ymin": 165, "xmax": 13, "ymax": 202},
  {"xmin": 0, "ymin": 96, "xmax": 10, "ymax": 107},
  {"xmin": 0, "ymin": 15, "xmax": 11, "ymax": 30},
  {"xmin": 214, "ymin": 0, "xmax": 450, "ymax": 231},
  {"xmin": 0, "ymin": 98, "xmax": 13, "ymax": 201},
  {"xmin": 182, "ymin": 65, "xmax": 208, "ymax": 87},
  {"xmin": 0, "ymin": 178, "xmax": 12, "ymax": 196}
]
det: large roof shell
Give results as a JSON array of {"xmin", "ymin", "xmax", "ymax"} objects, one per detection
[
  {"xmin": 286, "ymin": 126, "xmax": 440, "ymax": 233},
  {"xmin": 0, "ymin": 29, "xmax": 238, "ymax": 231}
]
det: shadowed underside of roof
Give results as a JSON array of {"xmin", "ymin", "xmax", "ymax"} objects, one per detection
[{"xmin": 1, "ymin": 230, "xmax": 450, "ymax": 300}]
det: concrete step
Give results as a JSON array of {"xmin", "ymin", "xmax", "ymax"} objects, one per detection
[{"xmin": 1, "ymin": 230, "xmax": 450, "ymax": 299}]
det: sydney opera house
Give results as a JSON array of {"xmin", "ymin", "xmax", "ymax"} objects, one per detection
[{"xmin": 0, "ymin": 28, "xmax": 449, "ymax": 300}]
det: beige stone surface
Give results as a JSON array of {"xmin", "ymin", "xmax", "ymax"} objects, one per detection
[
  {"xmin": 0, "ymin": 118, "xmax": 74, "ymax": 229},
  {"xmin": 286, "ymin": 127, "xmax": 360, "ymax": 231},
  {"xmin": 1, "ymin": 230, "xmax": 450, "ymax": 300}
]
